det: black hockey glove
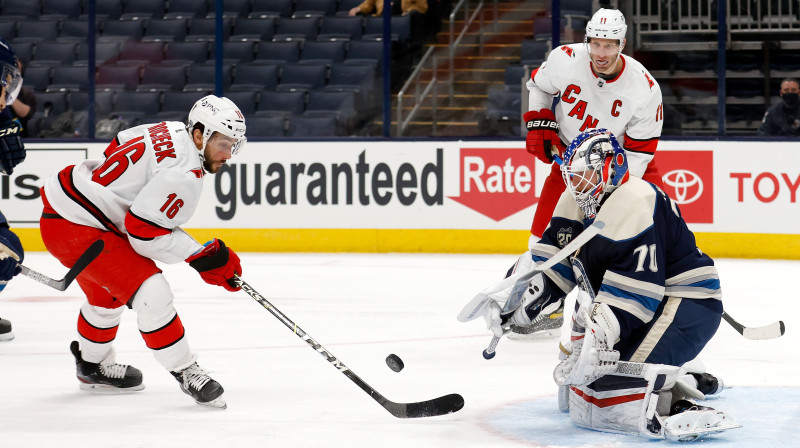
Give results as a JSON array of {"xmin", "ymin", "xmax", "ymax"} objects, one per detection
[{"xmin": 0, "ymin": 120, "xmax": 25, "ymax": 175}]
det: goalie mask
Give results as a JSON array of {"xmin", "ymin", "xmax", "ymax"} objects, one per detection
[
  {"xmin": 187, "ymin": 95, "xmax": 247, "ymax": 155},
  {"xmin": 560, "ymin": 129, "xmax": 629, "ymax": 219},
  {"xmin": 0, "ymin": 38, "xmax": 22, "ymax": 107}
]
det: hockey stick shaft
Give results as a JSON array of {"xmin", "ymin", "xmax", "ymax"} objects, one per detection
[
  {"xmin": 481, "ymin": 220, "xmax": 606, "ymax": 358},
  {"xmin": 20, "ymin": 240, "xmax": 104, "ymax": 291},
  {"xmin": 235, "ymin": 276, "xmax": 464, "ymax": 418},
  {"xmin": 721, "ymin": 311, "xmax": 785, "ymax": 340}
]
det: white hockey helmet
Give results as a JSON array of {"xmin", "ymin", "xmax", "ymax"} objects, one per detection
[
  {"xmin": 187, "ymin": 95, "xmax": 247, "ymax": 154},
  {"xmin": 585, "ymin": 8, "xmax": 627, "ymax": 44}
]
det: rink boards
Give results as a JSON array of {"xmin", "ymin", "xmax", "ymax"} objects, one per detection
[{"xmin": 5, "ymin": 139, "xmax": 799, "ymax": 259}]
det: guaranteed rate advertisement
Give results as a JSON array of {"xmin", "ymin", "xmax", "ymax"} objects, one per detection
[{"xmin": 190, "ymin": 141, "xmax": 544, "ymax": 229}]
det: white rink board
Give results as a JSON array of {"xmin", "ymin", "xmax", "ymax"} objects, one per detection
[{"xmin": 6, "ymin": 139, "xmax": 800, "ymax": 234}]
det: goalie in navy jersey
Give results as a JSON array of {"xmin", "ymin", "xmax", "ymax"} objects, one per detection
[
  {"xmin": 467, "ymin": 129, "xmax": 738, "ymax": 440},
  {"xmin": 39, "ymin": 95, "xmax": 247, "ymax": 408}
]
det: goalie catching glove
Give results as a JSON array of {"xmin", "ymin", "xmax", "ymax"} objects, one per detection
[
  {"xmin": 185, "ymin": 239, "xmax": 242, "ymax": 292},
  {"xmin": 524, "ymin": 109, "xmax": 564, "ymax": 164},
  {"xmin": 554, "ymin": 302, "xmax": 621, "ymax": 386}
]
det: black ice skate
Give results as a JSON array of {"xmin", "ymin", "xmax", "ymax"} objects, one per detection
[
  {"xmin": 70, "ymin": 341, "xmax": 144, "ymax": 392},
  {"xmin": 0, "ymin": 317, "xmax": 13, "ymax": 341},
  {"xmin": 690, "ymin": 372, "xmax": 724, "ymax": 396},
  {"xmin": 171, "ymin": 362, "xmax": 226, "ymax": 409}
]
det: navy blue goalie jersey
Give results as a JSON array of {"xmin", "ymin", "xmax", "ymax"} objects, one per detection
[{"xmin": 531, "ymin": 176, "xmax": 721, "ymax": 334}]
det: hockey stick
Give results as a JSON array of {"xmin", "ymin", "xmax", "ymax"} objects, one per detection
[
  {"xmin": 722, "ymin": 311, "xmax": 784, "ymax": 340},
  {"xmin": 471, "ymin": 220, "xmax": 606, "ymax": 359},
  {"xmin": 235, "ymin": 276, "xmax": 465, "ymax": 419},
  {"xmin": 19, "ymin": 240, "xmax": 104, "ymax": 291}
]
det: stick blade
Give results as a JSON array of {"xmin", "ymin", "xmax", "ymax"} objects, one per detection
[
  {"xmin": 63, "ymin": 240, "xmax": 105, "ymax": 287},
  {"xmin": 742, "ymin": 321, "xmax": 785, "ymax": 340},
  {"xmin": 384, "ymin": 393, "xmax": 465, "ymax": 418}
]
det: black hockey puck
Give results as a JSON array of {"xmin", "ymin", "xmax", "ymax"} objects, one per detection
[{"xmin": 385, "ymin": 354, "xmax": 404, "ymax": 372}]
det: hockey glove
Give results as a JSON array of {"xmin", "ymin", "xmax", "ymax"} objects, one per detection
[
  {"xmin": 524, "ymin": 109, "xmax": 564, "ymax": 164},
  {"xmin": 554, "ymin": 302, "xmax": 620, "ymax": 386},
  {"xmin": 483, "ymin": 271, "xmax": 561, "ymax": 339},
  {"xmin": 0, "ymin": 120, "xmax": 25, "ymax": 175},
  {"xmin": 186, "ymin": 239, "xmax": 242, "ymax": 292},
  {"xmin": 0, "ymin": 222, "xmax": 24, "ymax": 292}
]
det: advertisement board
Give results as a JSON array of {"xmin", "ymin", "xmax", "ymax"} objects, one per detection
[{"xmin": 5, "ymin": 139, "xmax": 798, "ymax": 258}]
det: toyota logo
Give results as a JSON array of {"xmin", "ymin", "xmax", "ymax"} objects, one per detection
[{"xmin": 662, "ymin": 169, "xmax": 704, "ymax": 204}]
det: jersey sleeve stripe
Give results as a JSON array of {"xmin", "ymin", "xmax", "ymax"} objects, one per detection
[
  {"xmin": 125, "ymin": 210, "xmax": 171, "ymax": 241},
  {"xmin": 140, "ymin": 313, "xmax": 185, "ymax": 350},
  {"xmin": 57, "ymin": 166, "xmax": 124, "ymax": 236},
  {"xmin": 623, "ymin": 134, "xmax": 659, "ymax": 155}
]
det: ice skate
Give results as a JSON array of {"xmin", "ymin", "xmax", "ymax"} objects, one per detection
[
  {"xmin": 70, "ymin": 341, "xmax": 144, "ymax": 392},
  {"xmin": 662, "ymin": 399, "xmax": 741, "ymax": 442},
  {"xmin": 508, "ymin": 303, "xmax": 564, "ymax": 340},
  {"xmin": 171, "ymin": 362, "xmax": 226, "ymax": 409},
  {"xmin": 0, "ymin": 317, "xmax": 14, "ymax": 341}
]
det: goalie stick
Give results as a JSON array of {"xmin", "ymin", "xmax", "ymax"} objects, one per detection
[
  {"xmin": 235, "ymin": 276, "xmax": 465, "ymax": 419},
  {"xmin": 721, "ymin": 311, "xmax": 784, "ymax": 340},
  {"xmin": 472, "ymin": 220, "xmax": 606, "ymax": 359},
  {"xmin": 20, "ymin": 240, "xmax": 104, "ymax": 291}
]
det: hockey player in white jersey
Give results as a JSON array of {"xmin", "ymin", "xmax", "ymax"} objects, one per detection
[
  {"xmin": 510, "ymin": 8, "xmax": 666, "ymax": 338},
  {"xmin": 39, "ymin": 95, "xmax": 246, "ymax": 408},
  {"xmin": 461, "ymin": 129, "xmax": 737, "ymax": 441}
]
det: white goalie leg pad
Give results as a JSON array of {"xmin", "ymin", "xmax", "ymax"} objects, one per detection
[
  {"xmin": 78, "ymin": 302, "xmax": 124, "ymax": 363},
  {"xmin": 131, "ymin": 274, "xmax": 195, "ymax": 372},
  {"xmin": 567, "ymin": 363, "xmax": 684, "ymax": 439}
]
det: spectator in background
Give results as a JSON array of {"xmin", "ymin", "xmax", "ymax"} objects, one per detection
[
  {"xmin": 757, "ymin": 78, "xmax": 800, "ymax": 137},
  {"xmin": 9, "ymin": 61, "xmax": 35, "ymax": 137},
  {"xmin": 349, "ymin": 0, "xmax": 428, "ymax": 43}
]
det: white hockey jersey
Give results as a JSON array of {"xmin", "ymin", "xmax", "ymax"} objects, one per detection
[
  {"xmin": 527, "ymin": 44, "xmax": 663, "ymax": 177},
  {"xmin": 43, "ymin": 121, "xmax": 206, "ymax": 264}
]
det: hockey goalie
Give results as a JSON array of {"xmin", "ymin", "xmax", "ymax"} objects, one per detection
[{"xmin": 460, "ymin": 129, "xmax": 740, "ymax": 441}]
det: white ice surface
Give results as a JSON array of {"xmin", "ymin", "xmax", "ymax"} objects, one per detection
[{"xmin": 0, "ymin": 252, "xmax": 797, "ymax": 447}]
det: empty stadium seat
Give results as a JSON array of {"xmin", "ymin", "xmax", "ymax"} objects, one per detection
[
  {"xmin": 97, "ymin": 65, "xmax": 141, "ymax": 90},
  {"xmin": 77, "ymin": 41, "xmax": 122, "ymax": 65},
  {"xmin": 139, "ymin": 64, "xmax": 188, "ymax": 91},
  {"xmin": 233, "ymin": 63, "xmax": 279, "ymax": 91},
  {"xmin": 344, "ymin": 40, "xmax": 383, "ymax": 69},
  {"xmin": 278, "ymin": 63, "xmax": 328, "ymax": 91},
  {"xmin": 50, "ymin": 66, "xmax": 92, "ymax": 91},
  {"xmin": 274, "ymin": 17, "xmax": 320, "ymax": 41},
  {"xmin": 287, "ymin": 115, "xmax": 337, "ymax": 136},
  {"xmin": 15, "ymin": 20, "xmax": 59, "ymax": 42},
  {"xmin": 161, "ymin": 91, "xmax": 205, "ymax": 116},
  {"xmin": 294, "ymin": 0, "xmax": 337, "ymax": 17},
  {"xmin": 300, "ymin": 40, "xmax": 346, "ymax": 65},
  {"xmin": 251, "ymin": 0, "xmax": 294, "ymax": 17},
  {"xmin": 318, "ymin": 16, "xmax": 364, "ymax": 41},
  {"xmin": 167, "ymin": 0, "xmax": 208, "ymax": 17},
  {"xmin": 113, "ymin": 90, "xmax": 161, "ymax": 123},
  {"xmin": 42, "ymin": 0, "xmax": 82, "ymax": 19},
  {"xmin": 256, "ymin": 91, "xmax": 306, "ymax": 116},
  {"xmin": 24, "ymin": 65, "xmax": 52, "ymax": 91},
  {"xmin": 30, "ymin": 41, "xmax": 78, "ymax": 66},
  {"xmin": 520, "ymin": 40, "xmax": 548, "ymax": 67},
  {"xmin": 231, "ymin": 17, "xmax": 276, "ymax": 41},
  {"xmin": 165, "ymin": 41, "xmax": 209, "ymax": 63},
  {"xmin": 68, "ymin": 90, "xmax": 115, "ymax": 117},
  {"xmin": 247, "ymin": 116, "xmax": 286, "ymax": 137},
  {"xmin": 145, "ymin": 19, "xmax": 189, "ymax": 42},
  {"xmin": 304, "ymin": 90, "xmax": 357, "ymax": 134},
  {"xmin": 118, "ymin": 41, "xmax": 166, "ymax": 65},
  {"xmin": 255, "ymin": 41, "xmax": 301, "ymax": 65},
  {"xmin": 184, "ymin": 63, "xmax": 233, "ymax": 91}
]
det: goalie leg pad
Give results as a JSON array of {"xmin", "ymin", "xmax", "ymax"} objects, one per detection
[
  {"xmin": 131, "ymin": 274, "xmax": 195, "ymax": 372},
  {"xmin": 568, "ymin": 375, "xmax": 653, "ymax": 437}
]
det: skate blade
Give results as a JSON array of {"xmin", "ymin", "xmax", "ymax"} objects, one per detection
[
  {"xmin": 507, "ymin": 328, "xmax": 561, "ymax": 340},
  {"xmin": 79, "ymin": 383, "xmax": 145, "ymax": 394},
  {"xmin": 665, "ymin": 422, "xmax": 742, "ymax": 442},
  {"xmin": 196, "ymin": 396, "xmax": 227, "ymax": 409}
]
